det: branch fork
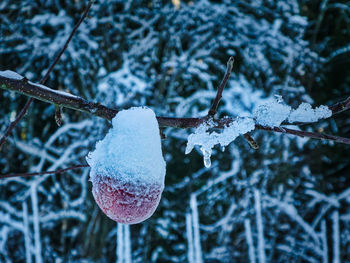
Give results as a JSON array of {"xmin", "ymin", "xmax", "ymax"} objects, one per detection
[{"xmin": 0, "ymin": 0, "xmax": 95, "ymax": 149}]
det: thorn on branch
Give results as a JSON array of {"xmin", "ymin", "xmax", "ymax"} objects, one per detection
[
  {"xmin": 243, "ymin": 133, "xmax": 259, "ymax": 149},
  {"xmin": 208, "ymin": 56, "xmax": 234, "ymax": 117},
  {"xmin": 55, "ymin": 106, "xmax": 63, "ymax": 126},
  {"xmin": 159, "ymin": 129, "xmax": 166, "ymax": 140}
]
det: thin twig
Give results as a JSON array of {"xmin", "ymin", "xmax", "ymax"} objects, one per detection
[
  {"xmin": 257, "ymin": 125, "xmax": 350, "ymax": 145},
  {"xmin": 328, "ymin": 96, "xmax": 350, "ymax": 115},
  {"xmin": 208, "ymin": 57, "xmax": 234, "ymax": 116},
  {"xmin": 207, "ymin": 56, "xmax": 259, "ymax": 148},
  {"xmin": 40, "ymin": 1, "xmax": 95, "ymax": 85},
  {"xmin": 0, "ymin": 165, "xmax": 89, "ymax": 179},
  {"xmin": 0, "ymin": 1, "xmax": 94, "ymax": 149},
  {"xmin": 311, "ymin": 0, "xmax": 329, "ymax": 47},
  {"xmin": 0, "ymin": 97, "xmax": 34, "ymax": 148}
]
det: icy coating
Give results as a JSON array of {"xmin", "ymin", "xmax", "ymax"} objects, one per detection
[
  {"xmin": 253, "ymin": 100, "xmax": 291, "ymax": 127},
  {"xmin": 186, "ymin": 118, "xmax": 255, "ymax": 168},
  {"xmin": 254, "ymin": 99, "xmax": 332, "ymax": 126},
  {"xmin": 187, "ymin": 98, "xmax": 332, "ymax": 168},
  {"xmin": 87, "ymin": 107, "xmax": 166, "ymax": 224},
  {"xmin": 288, "ymin": 103, "xmax": 332, "ymax": 123}
]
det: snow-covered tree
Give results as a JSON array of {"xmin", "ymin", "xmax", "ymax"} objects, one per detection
[{"xmin": 0, "ymin": 0, "xmax": 349, "ymax": 262}]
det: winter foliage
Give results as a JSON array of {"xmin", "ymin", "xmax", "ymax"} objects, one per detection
[{"xmin": 0, "ymin": 0, "xmax": 350, "ymax": 262}]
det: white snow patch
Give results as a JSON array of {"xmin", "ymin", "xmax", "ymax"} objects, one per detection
[
  {"xmin": 254, "ymin": 98, "xmax": 331, "ymax": 126},
  {"xmin": 87, "ymin": 107, "xmax": 166, "ymax": 186},
  {"xmin": 253, "ymin": 100, "xmax": 291, "ymax": 127},
  {"xmin": 288, "ymin": 103, "xmax": 332, "ymax": 123},
  {"xmin": 0, "ymin": 70, "xmax": 24, "ymax": 80},
  {"xmin": 185, "ymin": 117, "xmax": 255, "ymax": 168},
  {"xmin": 289, "ymin": 15, "xmax": 308, "ymax": 27},
  {"xmin": 186, "ymin": 95, "xmax": 332, "ymax": 168}
]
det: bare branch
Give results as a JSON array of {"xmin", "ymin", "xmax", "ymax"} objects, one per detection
[
  {"xmin": 0, "ymin": 165, "xmax": 89, "ymax": 179},
  {"xmin": 257, "ymin": 125, "xmax": 350, "ymax": 145},
  {"xmin": 0, "ymin": 76, "xmax": 118, "ymax": 120},
  {"xmin": 0, "ymin": 0, "xmax": 94, "ymax": 149},
  {"xmin": 208, "ymin": 57, "xmax": 234, "ymax": 117},
  {"xmin": 208, "ymin": 56, "xmax": 258, "ymax": 149},
  {"xmin": 328, "ymin": 96, "xmax": 350, "ymax": 116},
  {"xmin": 1, "ymin": 76, "xmax": 350, "ymax": 145}
]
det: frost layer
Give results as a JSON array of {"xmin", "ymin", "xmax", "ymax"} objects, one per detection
[{"xmin": 87, "ymin": 107, "xmax": 166, "ymax": 224}]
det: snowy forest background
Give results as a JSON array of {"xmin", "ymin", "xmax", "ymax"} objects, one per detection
[{"xmin": 1, "ymin": 0, "xmax": 350, "ymax": 262}]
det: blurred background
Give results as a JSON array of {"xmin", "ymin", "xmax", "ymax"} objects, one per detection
[{"xmin": 0, "ymin": 0, "xmax": 349, "ymax": 262}]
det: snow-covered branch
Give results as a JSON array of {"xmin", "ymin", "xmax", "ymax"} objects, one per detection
[{"xmin": 1, "ymin": 72, "xmax": 350, "ymax": 146}]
